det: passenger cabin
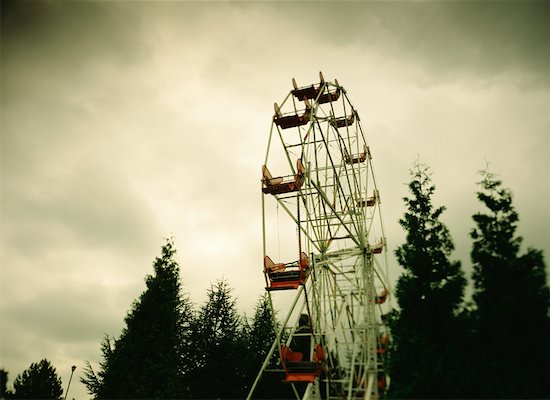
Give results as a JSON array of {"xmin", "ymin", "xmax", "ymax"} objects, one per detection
[
  {"xmin": 273, "ymin": 101, "xmax": 311, "ymax": 129},
  {"xmin": 375, "ymin": 288, "xmax": 389, "ymax": 304},
  {"xmin": 369, "ymin": 239, "xmax": 384, "ymax": 254},
  {"xmin": 357, "ymin": 192, "xmax": 377, "ymax": 207},
  {"xmin": 317, "ymin": 88, "xmax": 341, "ymax": 104},
  {"xmin": 378, "ymin": 373, "xmax": 387, "ymax": 391},
  {"xmin": 356, "ymin": 372, "xmax": 387, "ymax": 398},
  {"xmin": 262, "ymin": 159, "xmax": 306, "ymax": 195},
  {"xmin": 291, "ymin": 72, "xmax": 341, "ymax": 105},
  {"xmin": 377, "ymin": 334, "xmax": 389, "ymax": 354},
  {"xmin": 344, "ymin": 145, "xmax": 368, "ymax": 164},
  {"xmin": 264, "ymin": 252, "xmax": 310, "ymax": 291},
  {"xmin": 281, "ymin": 344, "xmax": 325, "ymax": 383},
  {"xmin": 331, "ymin": 112, "xmax": 355, "ymax": 129}
]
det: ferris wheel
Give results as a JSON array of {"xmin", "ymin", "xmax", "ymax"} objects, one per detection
[{"xmin": 247, "ymin": 72, "xmax": 392, "ymax": 400}]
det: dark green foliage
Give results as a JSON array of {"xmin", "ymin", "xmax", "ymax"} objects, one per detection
[
  {"xmin": 11, "ymin": 359, "xmax": 63, "ymax": 400},
  {"xmin": 388, "ymin": 163, "xmax": 467, "ymax": 399},
  {"xmin": 245, "ymin": 294, "xmax": 277, "ymax": 370},
  {"xmin": 188, "ymin": 279, "xmax": 248, "ymax": 399},
  {"xmin": 1, "ymin": 369, "xmax": 12, "ymax": 398},
  {"xmin": 83, "ymin": 240, "xmax": 292, "ymax": 399},
  {"xmin": 83, "ymin": 239, "xmax": 194, "ymax": 399},
  {"xmin": 80, "ymin": 335, "xmax": 114, "ymax": 397},
  {"xmin": 469, "ymin": 170, "xmax": 550, "ymax": 398}
]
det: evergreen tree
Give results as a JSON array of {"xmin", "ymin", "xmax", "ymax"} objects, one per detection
[
  {"xmin": 245, "ymin": 294, "xmax": 277, "ymax": 378},
  {"xmin": 83, "ymin": 239, "xmax": 194, "ymax": 398},
  {"xmin": 80, "ymin": 335, "xmax": 114, "ymax": 398},
  {"xmin": 11, "ymin": 359, "xmax": 63, "ymax": 400},
  {"xmin": 1, "ymin": 369, "xmax": 12, "ymax": 399},
  {"xmin": 388, "ymin": 162, "xmax": 467, "ymax": 398},
  {"xmin": 189, "ymin": 279, "xmax": 247, "ymax": 399},
  {"xmin": 470, "ymin": 170, "xmax": 550, "ymax": 398}
]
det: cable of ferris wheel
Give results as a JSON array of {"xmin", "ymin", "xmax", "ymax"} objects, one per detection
[{"xmin": 275, "ymin": 195, "xmax": 322, "ymax": 254}]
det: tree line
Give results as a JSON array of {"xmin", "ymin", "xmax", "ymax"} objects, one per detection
[
  {"xmin": 1, "ymin": 242, "xmax": 288, "ymax": 399},
  {"xmin": 1, "ymin": 360, "xmax": 63, "ymax": 400},
  {"xmin": 77, "ymin": 241, "xmax": 292, "ymax": 399},
  {"xmin": 1, "ymin": 163, "xmax": 548, "ymax": 399},
  {"xmin": 387, "ymin": 163, "xmax": 549, "ymax": 399}
]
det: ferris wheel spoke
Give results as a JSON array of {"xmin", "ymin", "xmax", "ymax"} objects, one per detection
[{"xmin": 309, "ymin": 180, "xmax": 360, "ymax": 248}]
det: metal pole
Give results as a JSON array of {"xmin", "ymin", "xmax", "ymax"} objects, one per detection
[
  {"xmin": 246, "ymin": 286, "xmax": 306, "ymax": 400},
  {"xmin": 63, "ymin": 366, "xmax": 76, "ymax": 400}
]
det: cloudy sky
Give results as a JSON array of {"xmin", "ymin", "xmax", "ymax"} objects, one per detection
[{"xmin": 1, "ymin": 1, "xmax": 548, "ymax": 398}]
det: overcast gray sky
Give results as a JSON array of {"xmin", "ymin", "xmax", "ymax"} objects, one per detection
[{"xmin": 1, "ymin": 1, "xmax": 548, "ymax": 398}]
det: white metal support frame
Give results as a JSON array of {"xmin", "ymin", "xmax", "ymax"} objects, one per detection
[{"xmin": 248, "ymin": 72, "xmax": 391, "ymax": 400}]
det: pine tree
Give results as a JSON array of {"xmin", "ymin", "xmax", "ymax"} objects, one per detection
[
  {"xmin": 83, "ymin": 239, "xmax": 194, "ymax": 398},
  {"xmin": 245, "ymin": 294, "xmax": 277, "ymax": 375},
  {"xmin": 1, "ymin": 369, "xmax": 13, "ymax": 399},
  {"xmin": 388, "ymin": 162, "xmax": 467, "ymax": 398},
  {"xmin": 11, "ymin": 359, "xmax": 63, "ymax": 400},
  {"xmin": 470, "ymin": 170, "xmax": 550, "ymax": 398},
  {"xmin": 80, "ymin": 335, "xmax": 114, "ymax": 398},
  {"xmin": 189, "ymin": 279, "xmax": 247, "ymax": 399}
]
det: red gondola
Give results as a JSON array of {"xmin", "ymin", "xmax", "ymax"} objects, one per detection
[
  {"xmin": 357, "ymin": 192, "xmax": 377, "ymax": 207},
  {"xmin": 291, "ymin": 72, "xmax": 341, "ymax": 105},
  {"xmin": 378, "ymin": 334, "xmax": 389, "ymax": 352},
  {"xmin": 378, "ymin": 373, "xmax": 387, "ymax": 390},
  {"xmin": 281, "ymin": 343, "xmax": 325, "ymax": 383},
  {"xmin": 264, "ymin": 252, "xmax": 310, "ymax": 291},
  {"xmin": 262, "ymin": 159, "xmax": 306, "ymax": 195},
  {"xmin": 370, "ymin": 240, "xmax": 384, "ymax": 254},
  {"xmin": 273, "ymin": 101, "xmax": 311, "ymax": 129},
  {"xmin": 344, "ymin": 145, "xmax": 368, "ymax": 164},
  {"xmin": 331, "ymin": 112, "xmax": 355, "ymax": 129},
  {"xmin": 375, "ymin": 288, "xmax": 389, "ymax": 304},
  {"xmin": 317, "ymin": 88, "xmax": 341, "ymax": 104}
]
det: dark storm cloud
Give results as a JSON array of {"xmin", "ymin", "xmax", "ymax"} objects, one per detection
[
  {"xmin": 266, "ymin": 1, "xmax": 549, "ymax": 85},
  {"xmin": 1, "ymin": 1, "xmax": 146, "ymax": 67},
  {"xmin": 1, "ymin": 0, "xmax": 149, "ymax": 118},
  {"xmin": 1, "ymin": 1, "xmax": 160, "ymax": 257},
  {"xmin": 1, "ymin": 0, "xmax": 150, "ymax": 177}
]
